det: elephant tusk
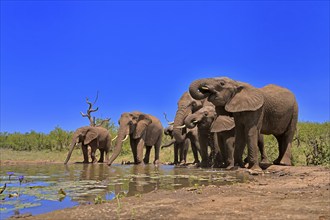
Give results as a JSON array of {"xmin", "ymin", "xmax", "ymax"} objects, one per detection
[
  {"xmin": 122, "ymin": 135, "xmax": 129, "ymax": 142},
  {"xmin": 174, "ymin": 125, "xmax": 186, "ymax": 129},
  {"xmin": 111, "ymin": 135, "xmax": 118, "ymax": 142},
  {"xmin": 168, "ymin": 121, "xmax": 174, "ymax": 125},
  {"xmin": 200, "ymin": 86, "xmax": 209, "ymax": 90},
  {"xmin": 192, "ymin": 120, "xmax": 198, "ymax": 124}
]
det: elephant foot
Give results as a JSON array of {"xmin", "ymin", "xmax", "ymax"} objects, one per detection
[
  {"xmin": 82, "ymin": 160, "xmax": 89, "ymax": 163},
  {"xmin": 143, "ymin": 158, "xmax": 150, "ymax": 164},
  {"xmin": 273, "ymin": 158, "xmax": 292, "ymax": 166},
  {"xmin": 260, "ymin": 158, "xmax": 270, "ymax": 165},
  {"xmin": 225, "ymin": 165, "xmax": 236, "ymax": 170},
  {"xmin": 248, "ymin": 163, "xmax": 262, "ymax": 171},
  {"xmin": 193, "ymin": 160, "xmax": 200, "ymax": 164},
  {"xmin": 153, "ymin": 159, "xmax": 159, "ymax": 165},
  {"xmin": 235, "ymin": 161, "xmax": 245, "ymax": 168}
]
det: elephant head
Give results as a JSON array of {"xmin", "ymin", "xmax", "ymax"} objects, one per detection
[
  {"xmin": 107, "ymin": 112, "xmax": 152, "ymax": 165},
  {"xmin": 64, "ymin": 126, "xmax": 99, "ymax": 164},
  {"xmin": 172, "ymin": 92, "xmax": 204, "ymax": 143},
  {"xmin": 189, "ymin": 77, "xmax": 264, "ymax": 112},
  {"xmin": 184, "ymin": 105, "xmax": 217, "ymax": 130},
  {"xmin": 164, "ymin": 124, "xmax": 174, "ymax": 137}
]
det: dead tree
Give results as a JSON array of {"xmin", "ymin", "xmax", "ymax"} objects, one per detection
[{"xmin": 80, "ymin": 92, "xmax": 110, "ymax": 127}]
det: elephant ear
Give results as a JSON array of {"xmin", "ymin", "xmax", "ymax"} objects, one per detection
[
  {"xmin": 133, "ymin": 114, "xmax": 152, "ymax": 139},
  {"xmin": 211, "ymin": 115, "xmax": 235, "ymax": 133},
  {"xmin": 225, "ymin": 84, "xmax": 264, "ymax": 112},
  {"xmin": 84, "ymin": 129, "xmax": 98, "ymax": 145}
]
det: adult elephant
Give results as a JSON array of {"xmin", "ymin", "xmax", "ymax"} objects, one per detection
[
  {"xmin": 172, "ymin": 92, "xmax": 209, "ymax": 166},
  {"xmin": 189, "ymin": 77, "xmax": 298, "ymax": 170},
  {"xmin": 185, "ymin": 105, "xmax": 268, "ymax": 169},
  {"xmin": 64, "ymin": 126, "xmax": 112, "ymax": 164},
  {"xmin": 161, "ymin": 124, "xmax": 197, "ymax": 165},
  {"xmin": 107, "ymin": 111, "xmax": 163, "ymax": 166}
]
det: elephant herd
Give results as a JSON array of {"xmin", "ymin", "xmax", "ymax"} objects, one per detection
[{"xmin": 64, "ymin": 76, "xmax": 298, "ymax": 171}]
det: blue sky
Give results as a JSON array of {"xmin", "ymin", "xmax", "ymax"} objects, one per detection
[{"xmin": 1, "ymin": 1, "xmax": 329, "ymax": 133}]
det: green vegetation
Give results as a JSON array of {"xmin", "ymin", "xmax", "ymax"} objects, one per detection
[{"xmin": 0, "ymin": 121, "xmax": 329, "ymax": 166}]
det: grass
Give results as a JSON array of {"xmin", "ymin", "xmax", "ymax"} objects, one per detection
[{"xmin": 0, "ymin": 146, "xmax": 197, "ymax": 164}]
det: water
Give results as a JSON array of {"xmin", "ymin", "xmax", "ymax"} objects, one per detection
[{"xmin": 0, "ymin": 163, "xmax": 249, "ymax": 219}]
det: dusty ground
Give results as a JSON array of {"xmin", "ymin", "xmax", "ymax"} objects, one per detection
[{"xmin": 11, "ymin": 165, "xmax": 328, "ymax": 220}]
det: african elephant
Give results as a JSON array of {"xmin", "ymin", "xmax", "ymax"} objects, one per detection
[
  {"xmin": 185, "ymin": 105, "xmax": 268, "ymax": 168},
  {"xmin": 64, "ymin": 126, "xmax": 112, "ymax": 164},
  {"xmin": 189, "ymin": 77, "xmax": 298, "ymax": 170},
  {"xmin": 172, "ymin": 92, "xmax": 208, "ymax": 165},
  {"xmin": 161, "ymin": 124, "xmax": 196, "ymax": 165},
  {"xmin": 182, "ymin": 104, "xmax": 222, "ymax": 167},
  {"xmin": 107, "ymin": 111, "xmax": 163, "ymax": 166}
]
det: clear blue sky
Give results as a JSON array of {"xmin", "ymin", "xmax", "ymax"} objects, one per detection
[{"xmin": 1, "ymin": 1, "xmax": 329, "ymax": 133}]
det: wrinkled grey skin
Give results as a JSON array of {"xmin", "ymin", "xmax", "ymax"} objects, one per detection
[
  {"xmin": 64, "ymin": 126, "xmax": 111, "ymax": 164},
  {"xmin": 161, "ymin": 124, "xmax": 195, "ymax": 165},
  {"xmin": 172, "ymin": 92, "xmax": 204, "ymax": 165},
  {"xmin": 189, "ymin": 77, "xmax": 298, "ymax": 170},
  {"xmin": 185, "ymin": 105, "xmax": 269, "ymax": 169},
  {"xmin": 183, "ymin": 104, "xmax": 223, "ymax": 167},
  {"xmin": 107, "ymin": 112, "xmax": 163, "ymax": 166}
]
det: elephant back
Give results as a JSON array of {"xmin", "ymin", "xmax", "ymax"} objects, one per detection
[{"xmin": 260, "ymin": 84, "xmax": 298, "ymax": 135}]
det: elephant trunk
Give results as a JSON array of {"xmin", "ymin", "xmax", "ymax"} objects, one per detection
[
  {"xmin": 189, "ymin": 79, "xmax": 212, "ymax": 100},
  {"xmin": 172, "ymin": 108, "xmax": 189, "ymax": 143},
  {"xmin": 184, "ymin": 114, "xmax": 199, "ymax": 129},
  {"xmin": 64, "ymin": 140, "xmax": 77, "ymax": 164},
  {"xmin": 107, "ymin": 127, "xmax": 128, "ymax": 166}
]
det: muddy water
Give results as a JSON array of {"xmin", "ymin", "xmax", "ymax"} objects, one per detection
[{"xmin": 0, "ymin": 163, "xmax": 249, "ymax": 219}]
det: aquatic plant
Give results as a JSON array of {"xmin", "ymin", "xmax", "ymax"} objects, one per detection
[
  {"xmin": 7, "ymin": 172, "xmax": 14, "ymax": 181},
  {"xmin": 18, "ymin": 176, "xmax": 24, "ymax": 185}
]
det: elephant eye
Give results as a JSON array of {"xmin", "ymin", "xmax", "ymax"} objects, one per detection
[
  {"xmin": 128, "ymin": 121, "xmax": 133, "ymax": 125},
  {"xmin": 203, "ymin": 111, "xmax": 208, "ymax": 116},
  {"xmin": 220, "ymin": 81, "xmax": 225, "ymax": 86}
]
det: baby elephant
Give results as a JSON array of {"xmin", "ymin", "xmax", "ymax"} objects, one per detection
[{"xmin": 64, "ymin": 126, "xmax": 112, "ymax": 164}]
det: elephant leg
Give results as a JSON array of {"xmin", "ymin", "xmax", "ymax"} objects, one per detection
[
  {"xmin": 258, "ymin": 135, "xmax": 269, "ymax": 164},
  {"xmin": 174, "ymin": 143, "xmax": 179, "ymax": 164},
  {"xmin": 178, "ymin": 139, "xmax": 188, "ymax": 164},
  {"xmin": 225, "ymin": 135, "xmax": 235, "ymax": 170},
  {"xmin": 198, "ymin": 130, "xmax": 209, "ymax": 167},
  {"xmin": 98, "ymin": 149, "xmax": 105, "ymax": 163},
  {"xmin": 153, "ymin": 137, "xmax": 161, "ymax": 165},
  {"xmin": 274, "ymin": 134, "xmax": 292, "ymax": 166},
  {"xmin": 136, "ymin": 138, "xmax": 145, "ymax": 164},
  {"xmin": 143, "ymin": 146, "xmax": 152, "ymax": 164},
  {"xmin": 233, "ymin": 123, "xmax": 246, "ymax": 168},
  {"xmin": 91, "ymin": 148, "xmax": 97, "ymax": 163},
  {"xmin": 130, "ymin": 138, "xmax": 138, "ymax": 164},
  {"xmin": 191, "ymin": 145, "xmax": 200, "ymax": 164},
  {"xmin": 82, "ymin": 145, "xmax": 89, "ymax": 163},
  {"xmin": 245, "ymin": 126, "xmax": 261, "ymax": 170}
]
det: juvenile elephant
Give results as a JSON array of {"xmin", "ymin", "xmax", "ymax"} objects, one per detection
[
  {"xmin": 161, "ymin": 124, "xmax": 196, "ymax": 165},
  {"xmin": 185, "ymin": 105, "xmax": 268, "ymax": 168},
  {"xmin": 189, "ymin": 77, "xmax": 298, "ymax": 170},
  {"xmin": 64, "ymin": 126, "xmax": 112, "ymax": 164},
  {"xmin": 172, "ymin": 91, "xmax": 224, "ymax": 166},
  {"xmin": 107, "ymin": 111, "xmax": 163, "ymax": 166}
]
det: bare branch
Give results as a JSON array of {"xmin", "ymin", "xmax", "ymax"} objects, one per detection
[
  {"xmin": 81, "ymin": 94, "xmax": 100, "ymax": 126},
  {"xmin": 163, "ymin": 112, "xmax": 170, "ymax": 123},
  {"xmin": 96, "ymin": 118, "xmax": 110, "ymax": 127}
]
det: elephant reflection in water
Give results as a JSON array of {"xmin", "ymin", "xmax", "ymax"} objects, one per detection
[
  {"xmin": 79, "ymin": 164, "xmax": 109, "ymax": 180},
  {"xmin": 121, "ymin": 165, "xmax": 161, "ymax": 197}
]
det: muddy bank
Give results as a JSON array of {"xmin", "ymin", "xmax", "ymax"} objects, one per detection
[{"xmin": 18, "ymin": 165, "xmax": 330, "ymax": 220}]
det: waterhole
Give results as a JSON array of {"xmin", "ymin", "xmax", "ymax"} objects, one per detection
[{"xmin": 0, "ymin": 163, "xmax": 250, "ymax": 219}]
